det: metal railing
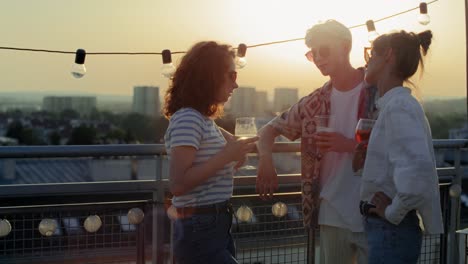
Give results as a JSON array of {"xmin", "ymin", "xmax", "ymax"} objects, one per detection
[{"xmin": 0, "ymin": 140, "xmax": 465, "ymax": 264}]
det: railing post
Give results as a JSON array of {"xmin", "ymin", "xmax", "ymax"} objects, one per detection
[
  {"xmin": 307, "ymin": 228, "xmax": 316, "ymax": 264},
  {"xmin": 153, "ymin": 154, "xmax": 165, "ymax": 264},
  {"xmin": 447, "ymin": 148, "xmax": 462, "ymax": 264},
  {"xmin": 137, "ymin": 207, "xmax": 146, "ymax": 264}
]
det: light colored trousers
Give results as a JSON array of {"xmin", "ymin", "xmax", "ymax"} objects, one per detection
[{"xmin": 320, "ymin": 225, "xmax": 368, "ymax": 264}]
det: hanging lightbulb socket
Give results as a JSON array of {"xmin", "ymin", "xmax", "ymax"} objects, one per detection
[
  {"xmin": 237, "ymin": 44, "xmax": 247, "ymax": 58},
  {"xmin": 366, "ymin": 20, "xmax": 376, "ymax": 33},
  {"xmin": 162, "ymin": 49, "xmax": 172, "ymax": 64},
  {"xmin": 419, "ymin": 2, "xmax": 428, "ymax": 15},
  {"xmin": 75, "ymin": 49, "xmax": 86, "ymax": 65}
]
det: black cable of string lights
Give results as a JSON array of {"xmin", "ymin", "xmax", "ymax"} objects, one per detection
[{"xmin": 0, "ymin": 0, "xmax": 438, "ymax": 55}]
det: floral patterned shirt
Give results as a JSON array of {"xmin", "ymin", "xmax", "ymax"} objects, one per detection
[{"xmin": 268, "ymin": 74, "xmax": 378, "ymax": 228}]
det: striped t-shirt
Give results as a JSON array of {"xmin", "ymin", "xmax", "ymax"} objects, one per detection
[{"xmin": 165, "ymin": 108, "xmax": 234, "ymax": 207}]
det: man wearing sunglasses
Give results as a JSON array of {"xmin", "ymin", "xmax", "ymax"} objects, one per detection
[{"xmin": 256, "ymin": 20, "xmax": 378, "ymax": 264}]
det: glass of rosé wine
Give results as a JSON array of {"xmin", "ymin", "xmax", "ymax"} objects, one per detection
[{"xmin": 353, "ymin": 118, "xmax": 376, "ymax": 176}]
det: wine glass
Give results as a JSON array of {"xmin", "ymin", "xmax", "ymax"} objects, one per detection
[
  {"xmin": 355, "ymin": 118, "xmax": 376, "ymax": 145},
  {"xmin": 353, "ymin": 118, "xmax": 376, "ymax": 176},
  {"xmin": 235, "ymin": 117, "xmax": 257, "ymax": 169},
  {"xmin": 235, "ymin": 117, "xmax": 257, "ymax": 139},
  {"xmin": 313, "ymin": 115, "xmax": 334, "ymax": 154}
]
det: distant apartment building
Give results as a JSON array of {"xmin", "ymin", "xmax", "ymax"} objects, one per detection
[
  {"xmin": 132, "ymin": 86, "xmax": 160, "ymax": 117},
  {"xmin": 228, "ymin": 87, "xmax": 256, "ymax": 117},
  {"xmin": 273, "ymin": 88, "xmax": 299, "ymax": 113},
  {"xmin": 42, "ymin": 96, "xmax": 97, "ymax": 116},
  {"xmin": 255, "ymin": 91, "xmax": 269, "ymax": 117}
]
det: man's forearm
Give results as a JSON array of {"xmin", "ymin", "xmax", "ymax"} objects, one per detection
[{"xmin": 257, "ymin": 125, "xmax": 279, "ymax": 158}]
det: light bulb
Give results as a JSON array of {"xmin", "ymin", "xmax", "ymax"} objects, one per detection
[
  {"xmin": 236, "ymin": 43, "xmax": 247, "ymax": 69},
  {"xmin": 161, "ymin": 63, "xmax": 176, "ymax": 78},
  {"xmin": 127, "ymin": 208, "xmax": 144, "ymax": 225},
  {"xmin": 418, "ymin": 14, "xmax": 430, "ymax": 25},
  {"xmin": 366, "ymin": 20, "xmax": 379, "ymax": 43},
  {"xmin": 0, "ymin": 219, "xmax": 12, "ymax": 237},
  {"xmin": 84, "ymin": 215, "xmax": 102, "ymax": 233},
  {"xmin": 38, "ymin": 218, "xmax": 58, "ymax": 236},
  {"xmin": 71, "ymin": 64, "xmax": 86, "ymax": 78},
  {"xmin": 271, "ymin": 202, "xmax": 288, "ymax": 218},
  {"xmin": 161, "ymin": 49, "xmax": 176, "ymax": 78},
  {"xmin": 235, "ymin": 56, "xmax": 247, "ymax": 69},
  {"xmin": 418, "ymin": 2, "xmax": 430, "ymax": 25},
  {"xmin": 71, "ymin": 49, "xmax": 86, "ymax": 78},
  {"xmin": 236, "ymin": 205, "xmax": 253, "ymax": 222}
]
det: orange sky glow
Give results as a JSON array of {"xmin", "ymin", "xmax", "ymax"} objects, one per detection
[{"xmin": 0, "ymin": 0, "xmax": 465, "ymax": 100}]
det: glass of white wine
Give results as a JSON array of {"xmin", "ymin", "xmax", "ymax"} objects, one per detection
[
  {"xmin": 235, "ymin": 117, "xmax": 257, "ymax": 169},
  {"xmin": 235, "ymin": 117, "xmax": 257, "ymax": 139}
]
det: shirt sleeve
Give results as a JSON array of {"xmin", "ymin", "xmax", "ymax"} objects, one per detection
[
  {"xmin": 168, "ymin": 112, "xmax": 204, "ymax": 149},
  {"xmin": 384, "ymin": 98, "xmax": 434, "ymax": 225},
  {"xmin": 267, "ymin": 96, "xmax": 311, "ymax": 141}
]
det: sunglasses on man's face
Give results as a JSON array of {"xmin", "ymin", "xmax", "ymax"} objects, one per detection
[
  {"xmin": 305, "ymin": 45, "xmax": 331, "ymax": 62},
  {"xmin": 228, "ymin": 71, "xmax": 237, "ymax": 82}
]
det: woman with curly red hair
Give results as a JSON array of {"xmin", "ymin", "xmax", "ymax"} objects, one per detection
[{"xmin": 163, "ymin": 41, "xmax": 258, "ymax": 264}]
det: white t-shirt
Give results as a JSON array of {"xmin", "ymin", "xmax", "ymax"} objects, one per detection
[{"xmin": 318, "ymin": 82, "xmax": 364, "ymax": 232}]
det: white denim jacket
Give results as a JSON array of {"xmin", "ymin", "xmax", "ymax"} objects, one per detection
[{"xmin": 360, "ymin": 87, "xmax": 444, "ymax": 234}]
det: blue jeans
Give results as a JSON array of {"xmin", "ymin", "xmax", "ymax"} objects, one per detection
[
  {"xmin": 173, "ymin": 201, "xmax": 237, "ymax": 264},
  {"xmin": 364, "ymin": 211, "xmax": 422, "ymax": 264}
]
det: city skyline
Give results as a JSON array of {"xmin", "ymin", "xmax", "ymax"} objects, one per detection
[{"xmin": 0, "ymin": 0, "xmax": 466, "ymax": 101}]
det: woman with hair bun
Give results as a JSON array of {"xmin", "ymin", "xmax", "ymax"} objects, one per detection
[{"xmin": 359, "ymin": 30, "xmax": 444, "ymax": 263}]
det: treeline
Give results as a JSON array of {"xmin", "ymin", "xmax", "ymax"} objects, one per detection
[
  {"xmin": 1, "ymin": 109, "xmax": 237, "ymax": 145},
  {"xmin": 1, "ymin": 107, "xmax": 466, "ymax": 146}
]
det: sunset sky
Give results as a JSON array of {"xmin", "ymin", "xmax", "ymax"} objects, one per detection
[{"xmin": 0, "ymin": 0, "xmax": 465, "ymax": 100}]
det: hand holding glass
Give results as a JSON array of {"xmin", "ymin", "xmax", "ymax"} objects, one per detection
[{"xmin": 314, "ymin": 115, "xmax": 334, "ymax": 153}]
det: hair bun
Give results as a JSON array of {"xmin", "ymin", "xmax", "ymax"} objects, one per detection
[{"xmin": 418, "ymin": 30, "xmax": 432, "ymax": 55}]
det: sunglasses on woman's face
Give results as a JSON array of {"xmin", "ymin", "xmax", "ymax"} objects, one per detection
[
  {"xmin": 364, "ymin": 47, "xmax": 372, "ymax": 64},
  {"xmin": 305, "ymin": 45, "xmax": 331, "ymax": 62},
  {"xmin": 228, "ymin": 71, "xmax": 237, "ymax": 82}
]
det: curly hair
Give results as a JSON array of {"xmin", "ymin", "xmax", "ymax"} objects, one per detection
[{"xmin": 163, "ymin": 41, "xmax": 235, "ymax": 119}]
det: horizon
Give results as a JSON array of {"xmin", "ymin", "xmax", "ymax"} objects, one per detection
[{"xmin": 0, "ymin": 90, "xmax": 466, "ymax": 104}]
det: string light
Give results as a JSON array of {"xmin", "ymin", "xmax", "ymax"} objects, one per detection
[
  {"xmin": 235, "ymin": 43, "xmax": 247, "ymax": 69},
  {"xmin": 38, "ymin": 218, "xmax": 58, "ymax": 236},
  {"xmin": 418, "ymin": 2, "xmax": 430, "ymax": 25},
  {"xmin": 71, "ymin": 49, "xmax": 86, "ymax": 78},
  {"xmin": 271, "ymin": 202, "xmax": 288, "ymax": 218},
  {"xmin": 127, "ymin": 208, "xmax": 145, "ymax": 225},
  {"xmin": 236, "ymin": 205, "xmax": 253, "ymax": 222},
  {"xmin": 84, "ymin": 215, "xmax": 102, "ymax": 233},
  {"xmin": 161, "ymin": 49, "xmax": 176, "ymax": 78},
  {"xmin": 0, "ymin": 219, "xmax": 12, "ymax": 237},
  {"xmin": 0, "ymin": 1, "xmax": 439, "ymax": 76},
  {"xmin": 366, "ymin": 20, "xmax": 379, "ymax": 43}
]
